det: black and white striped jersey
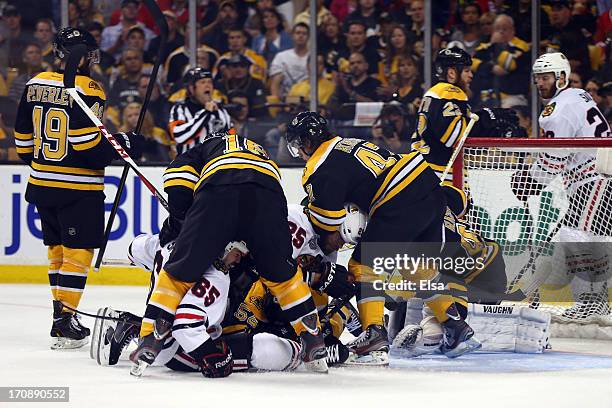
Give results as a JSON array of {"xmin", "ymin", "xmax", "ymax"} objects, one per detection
[{"xmin": 168, "ymin": 98, "xmax": 232, "ymax": 154}]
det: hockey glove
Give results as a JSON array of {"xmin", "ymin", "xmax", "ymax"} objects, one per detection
[
  {"xmin": 112, "ymin": 131, "xmax": 145, "ymax": 160},
  {"xmin": 474, "ymin": 108, "xmax": 526, "ymax": 138},
  {"xmin": 511, "ymin": 170, "xmax": 545, "ymax": 202},
  {"xmin": 159, "ymin": 216, "xmax": 183, "ymax": 247},
  {"xmin": 314, "ymin": 263, "xmax": 356, "ymax": 299},
  {"xmin": 193, "ymin": 338, "xmax": 234, "ymax": 378}
]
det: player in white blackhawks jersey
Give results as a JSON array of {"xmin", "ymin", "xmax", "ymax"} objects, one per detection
[
  {"xmin": 90, "ymin": 204, "xmax": 363, "ymax": 372},
  {"xmin": 512, "ymin": 52, "xmax": 612, "ymax": 319}
]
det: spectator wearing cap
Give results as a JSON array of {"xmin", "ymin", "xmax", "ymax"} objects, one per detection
[
  {"xmin": 0, "ymin": 5, "xmax": 35, "ymax": 70},
  {"xmin": 472, "ymin": 14, "xmax": 531, "ymax": 108},
  {"xmin": 33, "ymin": 18, "xmax": 56, "ymax": 67},
  {"xmin": 101, "ymin": 0, "xmax": 154, "ymax": 61},
  {"xmin": 8, "ymin": 43, "xmax": 51, "ymax": 102},
  {"xmin": 216, "ymin": 54, "xmax": 267, "ymax": 118},
  {"xmin": 252, "ymin": 8, "xmax": 293, "ymax": 66},
  {"xmin": 147, "ymin": 10, "xmax": 184, "ymax": 66},
  {"xmin": 201, "ymin": 0, "xmax": 241, "ymax": 55},
  {"xmin": 269, "ymin": 23, "xmax": 309, "ymax": 102},
  {"xmin": 336, "ymin": 20, "xmax": 381, "ymax": 76},
  {"xmin": 168, "ymin": 68, "xmax": 231, "ymax": 154},
  {"xmin": 215, "ymin": 28, "xmax": 267, "ymax": 83},
  {"xmin": 226, "ymin": 90, "xmax": 255, "ymax": 139},
  {"xmin": 342, "ymin": 0, "xmax": 381, "ymax": 35}
]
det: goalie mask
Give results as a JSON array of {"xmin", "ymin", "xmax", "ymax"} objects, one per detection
[
  {"xmin": 532, "ymin": 52, "xmax": 571, "ymax": 98},
  {"xmin": 285, "ymin": 111, "xmax": 332, "ymax": 158},
  {"xmin": 340, "ymin": 204, "xmax": 368, "ymax": 245},
  {"xmin": 53, "ymin": 27, "xmax": 100, "ymax": 65}
]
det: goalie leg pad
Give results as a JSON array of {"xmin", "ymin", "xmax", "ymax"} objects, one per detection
[{"xmin": 466, "ymin": 303, "xmax": 550, "ymax": 353}]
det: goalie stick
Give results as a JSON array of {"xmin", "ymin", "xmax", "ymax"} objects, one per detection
[{"xmin": 88, "ymin": 0, "xmax": 169, "ymax": 271}]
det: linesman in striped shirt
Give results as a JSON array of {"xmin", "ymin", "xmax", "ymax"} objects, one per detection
[
  {"xmin": 14, "ymin": 27, "xmax": 141, "ymax": 350},
  {"xmin": 168, "ymin": 67, "xmax": 232, "ymax": 154}
]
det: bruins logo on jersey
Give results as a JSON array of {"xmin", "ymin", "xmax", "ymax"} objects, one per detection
[
  {"xmin": 88, "ymin": 80, "xmax": 101, "ymax": 91},
  {"xmin": 542, "ymin": 102, "xmax": 556, "ymax": 117}
]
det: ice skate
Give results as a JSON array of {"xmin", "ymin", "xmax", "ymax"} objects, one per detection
[
  {"xmin": 50, "ymin": 300, "xmax": 89, "ymax": 350},
  {"xmin": 129, "ymin": 317, "xmax": 172, "ymax": 376},
  {"xmin": 345, "ymin": 324, "xmax": 389, "ymax": 365}
]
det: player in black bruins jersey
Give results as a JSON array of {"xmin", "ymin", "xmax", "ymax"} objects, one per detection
[
  {"xmin": 285, "ymin": 111, "xmax": 483, "ymax": 364},
  {"xmin": 411, "ymin": 47, "xmax": 525, "ymax": 185},
  {"xmin": 14, "ymin": 27, "xmax": 142, "ymax": 350},
  {"xmin": 130, "ymin": 130, "xmax": 329, "ymax": 375}
]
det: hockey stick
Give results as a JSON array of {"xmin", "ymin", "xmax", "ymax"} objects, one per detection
[
  {"xmin": 93, "ymin": 0, "xmax": 169, "ymax": 271},
  {"xmin": 63, "ymin": 45, "xmax": 170, "ymax": 271},
  {"xmin": 60, "ymin": 302, "xmax": 141, "ymax": 325},
  {"xmin": 439, "ymin": 113, "xmax": 479, "ymax": 186}
]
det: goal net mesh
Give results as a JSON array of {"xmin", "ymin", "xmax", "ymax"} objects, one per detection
[{"xmin": 455, "ymin": 139, "xmax": 612, "ymax": 338}]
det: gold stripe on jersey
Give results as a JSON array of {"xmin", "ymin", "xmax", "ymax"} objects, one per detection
[
  {"xmin": 163, "ymin": 165, "xmax": 200, "ymax": 190},
  {"xmin": 440, "ymin": 116, "xmax": 466, "ymax": 147},
  {"xmin": 28, "ymin": 72, "xmax": 106, "ymax": 100},
  {"xmin": 307, "ymin": 204, "xmax": 347, "ymax": 232},
  {"xmin": 302, "ymin": 136, "xmax": 342, "ymax": 185},
  {"xmin": 15, "ymin": 131, "xmax": 33, "ymax": 140},
  {"xmin": 193, "ymin": 152, "xmax": 282, "ymax": 190},
  {"xmin": 370, "ymin": 152, "xmax": 429, "ymax": 215},
  {"xmin": 424, "ymin": 82, "xmax": 468, "ymax": 102},
  {"xmin": 15, "ymin": 131, "xmax": 34, "ymax": 153},
  {"xmin": 70, "ymin": 133, "xmax": 101, "ymax": 151},
  {"xmin": 28, "ymin": 162, "xmax": 105, "ymax": 191}
]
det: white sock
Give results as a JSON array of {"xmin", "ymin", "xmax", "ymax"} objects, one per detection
[{"xmin": 251, "ymin": 333, "xmax": 300, "ymax": 371}]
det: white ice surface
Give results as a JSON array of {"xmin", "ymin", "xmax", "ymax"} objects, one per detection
[{"xmin": 1, "ymin": 284, "xmax": 612, "ymax": 408}]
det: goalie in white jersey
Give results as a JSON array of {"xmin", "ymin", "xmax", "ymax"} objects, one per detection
[{"xmin": 511, "ymin": 52, "xmax": 612, "ymax": 319}]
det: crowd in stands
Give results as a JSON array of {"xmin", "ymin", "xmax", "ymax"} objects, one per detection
[{"xmin": 0, "ymin": 0, "xmax": 611, "ymax": 164}]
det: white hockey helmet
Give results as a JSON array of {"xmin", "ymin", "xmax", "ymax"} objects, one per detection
[
  {"xmin": 532, "ymin": 52, "xmax": 571, "ymax": 97},
  {"xmin": 340, "ymin": 203, "xmax": 368, "ymax": 245},
  {"xmin": 224, "ymin": 241, "xmax": 249, "ymax": 257}
]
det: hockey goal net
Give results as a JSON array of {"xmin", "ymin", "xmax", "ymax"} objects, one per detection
[{"xmin": 453, "ymin": 138, "xmax": 612, "ymax": 339}]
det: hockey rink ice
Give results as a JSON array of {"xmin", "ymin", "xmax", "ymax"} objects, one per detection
[{"xmin": 1, "ymin": 284, "xmax": 612, "ymax": 408}]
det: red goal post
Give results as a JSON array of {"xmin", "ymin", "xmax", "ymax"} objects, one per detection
[{"xmin": 451, "ymin": 137, "xmax": 612, "ymax": 339}]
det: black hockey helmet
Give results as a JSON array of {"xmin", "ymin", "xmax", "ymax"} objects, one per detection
[
  {"xmin": 184, "ymin": 66, "xmax": 212, "ymax": 86},
  {"xmin": 285, "ymin": 111, "xmax": 331, "ymax": 158},
  {"xmin": 434, "ymin": 47, "xmax": 472, "ymax": 81},
  {"xmin": 53, "ymin": 27, "xmax": 100, "ymax": 64}
]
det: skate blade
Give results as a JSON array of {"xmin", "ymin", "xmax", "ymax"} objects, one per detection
[
  {"xmin": 443, "ymin": 337, "xmax": 482, "ymax": 358},
  {"xmin": 130, "ymin": 360, "xmax": 150, "ymax": 377},
  {"xmin": 391, "ymin": 344, "xmax": 441, "ymax": 357},
  {"xmin": 90, "ymin": 307, "xmax": 105, "ymax": 360},
  {"xmin": 345, "ymin": 350, "xmax": 389, "ymax": 366},
  {"xmin": 51, "ymin": 337, "xmax": 88, "ymax": 350},
  {"xmin": 303, "ymin": 358, "xmax": 328, "ymax": 374}
]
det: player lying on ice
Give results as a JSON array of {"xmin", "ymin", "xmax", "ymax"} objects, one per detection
[{"xmin": 90, "ymin": 203, "xmax": 365, "ymax": 375}]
